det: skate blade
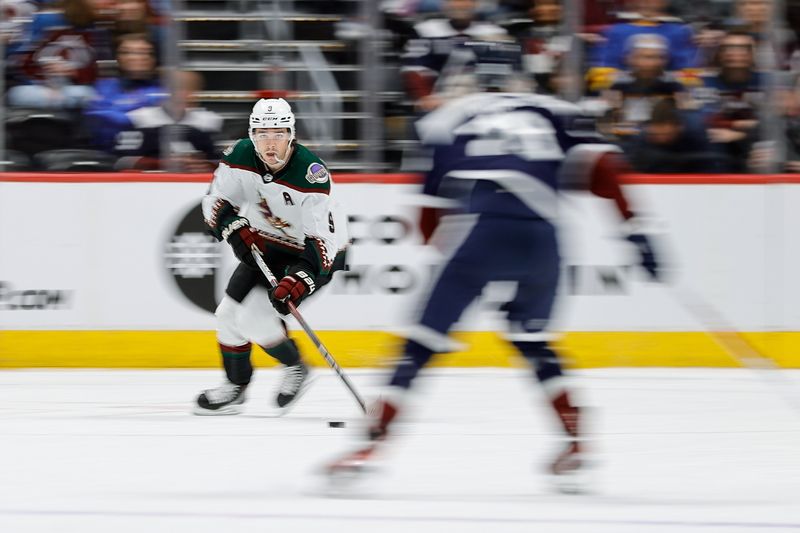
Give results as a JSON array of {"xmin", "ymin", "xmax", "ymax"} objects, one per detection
[
  {"xmin": 191, "ymin": 403, "xmax": 243, "ymax": 416},
  {"xmin": 549, "ymin": 463, "xmax": 593, "ymax": 495},
  {"xmin": 273, "ymin": 374, "xmax": 317, "ymax": 416},
  {"xmin": 550, "ymin": 473, "xmax": 587, "ymax": 494},
  {"xmin": 319, "ymin": 463, "xmax": 380, "ymax": 498}
]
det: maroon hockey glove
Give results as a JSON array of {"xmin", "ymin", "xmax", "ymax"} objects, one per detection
[
  {"xmin": 221, "ymin": 217, "xmax": 267, "ymax": 267},
  {"xmin": 419, "ymin": 206, "xmax": 441, "ymax": 244},
  {"xmin": 270, "ymin": 269, "xmax": 316, "ymax": 315}
]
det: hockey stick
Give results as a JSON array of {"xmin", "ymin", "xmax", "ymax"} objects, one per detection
[
  {"xmin": 671, "ymin": 280, "xmax": 800, "ymax": 413},
  {"xmin": 250, "ymin": 246, "xmax": 367, "ymax": 414}
]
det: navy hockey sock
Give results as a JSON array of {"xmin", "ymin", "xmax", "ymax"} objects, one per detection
[
  {"xmin": 263, "ymin": 338, "xmax": 302, "ymax": 367},
  {"xmin": 221, "ymin": 342, "xmax": 253, "ymax": 385},
  {"xmin": 514, "ymin": 341, "xmax": 564, "ymax": 383},
  {"xmin": 388, "ymin": 339, "xmax": 435, "ymax": 389}
]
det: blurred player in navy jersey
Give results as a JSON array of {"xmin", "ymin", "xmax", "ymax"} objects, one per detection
[{"xmin": 326, "ymin": 41, "xmax": 661, "ymax": 491}]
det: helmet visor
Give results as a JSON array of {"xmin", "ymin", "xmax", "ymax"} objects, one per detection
[{"xmin": 252, "ymin": 129, "xmax": 292, "ymax": 166}]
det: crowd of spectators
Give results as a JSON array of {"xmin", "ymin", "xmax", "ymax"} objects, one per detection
[
  {"xmin": 1, "ymin": 0, "xmax": 220, "ymax": 171},
  {"xmin": 1, "ymin": 0, "xmax": 800, "ymax": 173},
  {"xmin": 386, "ymin": 0, "xmax": 800, "ymax": 173}
]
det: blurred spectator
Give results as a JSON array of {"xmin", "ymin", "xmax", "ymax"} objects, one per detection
[
  {"xmin": 9, "ymin": 0, "xmax": 116, "ymax": 60},
  {"xmin": 587, "ymin": 0, "xmax": 697, "ymax": 92},
  {"xmin": 750, "ymin": 74, "xmax": 800, "ymax": 172},
  {"xmin": 602, "ymin": 33, "xmax": 686, "ymax": 143},
  {"xmin": 5, "ymin": 0, "xmax": 119, "ymax": 108},
  {"xmin": 584, "ymin": 0, "xmax": 628, "ymax": 30},
  {"xmin": 652, "ymin": 1, "xmax": 737, "ymax": 69},
  {"xmin": 627, "ymin": 97, "xmax": 720, "ymax": 172},
  {"xmin": 784, "ymin": 104, "xmax": 800, "ymax": 172},
  {"xmin": 726, "ymin": 0, "xmax": 796, "ymax": 70},
  {"xmin": 504, "ymin": 0, "xmax": 573, "ymax": 89},
  {"xmin": 693, "ymin": 30, "xmax": 764, "ymax": 171},
  {"xmin": 1, "ymin": 1, "xmax": 36, "ymax": 52},
  {"xmin": 114, "ymin": 71, "xmax": 222, "ymax": 172},
  {"xmin": 495, "ymin": 0, "xmax": 529, "ymax": 17},
  {"xmin": 664, "ymin": 0, "xmax": 733, "ymax": 24},
  {"xmin": 401, "ymin": 0, "xmax": 506, "ymax": 111},
  {"xmin": 84, "ymin": 33, "xmax": 165, "ymax": 152},
  {"xmin": 789, "ymin": 1, "xmax": 800, "ymax": 45},
  {"xmin": 113, "ymin": 0, "xmax": 154, "ymax": 35},
  {"xmin": 145, "ymin": 0, "xmax": 167, "ymax": 16},
  {"xmin": 110, "ymin": 0, "xmax": 163, "ymax": 56}
]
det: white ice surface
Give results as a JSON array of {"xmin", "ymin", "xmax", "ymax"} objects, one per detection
[{"xmin": 1, "ymin": 368, "xmax": 799, "ymax": 533}]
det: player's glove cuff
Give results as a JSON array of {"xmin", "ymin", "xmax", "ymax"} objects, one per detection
[
  {"xmin": 206, "ymin": 200, "xmax": 240, "ymax": 241},
  {"xmin": 221, "ymin": 217, "xmax": 250, "ymax": 241},
  {"xmin": 222, "ymin": 217, "xmax": 268, "ymax": 267}
]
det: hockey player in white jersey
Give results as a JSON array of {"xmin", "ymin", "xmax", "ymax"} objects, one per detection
[
  {"xmin": 195, "ymin": 98, "xmax": 349, "ymax": 415},
  {"xmin": 325, "ymin": 42, "xmax": 660, "ymax": 489}
]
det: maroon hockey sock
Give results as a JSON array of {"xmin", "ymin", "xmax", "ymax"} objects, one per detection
[
  {"xmin": 550, "ymin": 390, "xmax": 580, "ymax": 439},
  {"xmin": 368, "ymin": 399, "xmax": 399, "ymax": 442}
]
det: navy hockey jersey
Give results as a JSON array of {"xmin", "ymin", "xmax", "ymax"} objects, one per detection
[{"xmin": 415, "ymin": 92, "xmax": 620, "ymax": 222}]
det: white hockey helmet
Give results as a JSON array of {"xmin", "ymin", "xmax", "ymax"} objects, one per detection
[{"xmin": 249, "ymin": 98, "xmax": 295, "ymax": 143}]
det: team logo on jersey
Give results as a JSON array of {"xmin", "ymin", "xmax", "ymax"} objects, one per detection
[
  {"xmin": 306, "ymin": 162, "xmax": 329, "ymax": 184},
  {"xmin": 258, "ymin": 198, "xmax": 292, "ymax": 234},
  {"xmin": 262, "ymin": 172, "xmax": 273, "ymax": 183}
]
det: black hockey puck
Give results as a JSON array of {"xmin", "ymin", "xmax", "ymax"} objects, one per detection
[{"xmin": 328, "ymin": 421, "xmax": 346, "ymax": 428}]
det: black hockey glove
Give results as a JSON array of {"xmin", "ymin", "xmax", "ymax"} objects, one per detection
[
  {"xmin": 270, "ymin": 264, "xmax": 316, "ymax": 315},
  {"xmin": 221, "ymin": 217, "xmax": 267, "ymax": 267}
]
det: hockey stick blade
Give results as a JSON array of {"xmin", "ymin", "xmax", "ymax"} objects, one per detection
[{"xmin": 671, "ymin": 281, "xmax": 800, "ymax": 414}]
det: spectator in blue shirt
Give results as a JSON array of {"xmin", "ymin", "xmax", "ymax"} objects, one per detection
[
  {"xmin": 84, "ymin": 32, "xmax": 165, "ymax": 152},
  {"xmin": 587, "ymin": 0, "xmax": 697, "ymax": 92}
]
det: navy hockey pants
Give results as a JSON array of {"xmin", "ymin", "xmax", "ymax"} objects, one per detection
[{"xmin": 390, "ymin": 216, "xmax": 560, "ymax": 389}]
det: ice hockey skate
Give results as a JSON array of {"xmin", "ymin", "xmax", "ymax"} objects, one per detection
[
  {"xmin": 320, "ymin": 443, "xmax": 385, "ymax": 497},
  {"xmin": 193, "ymin": 382, "xmax": 247, "ymax": 415},
  {"xmin": 548, "ymin": 440, "xmax": 590, "ymax": 494},
  {"xmin": 274, "ymin": 360, "xmax": 313, "ymax": 413},
  {"xmin": 545, "ymin": 389, "xmax": 590, "ymax": 493},
  {"xmin": 326, "ymin": 444, "xmax": 379, "ymax": 479},
  {"xmin": 323, "ymin": 397, "xmax": 398, "ymax": 491}
]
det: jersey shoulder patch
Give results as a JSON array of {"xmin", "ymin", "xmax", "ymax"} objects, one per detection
[
  {"xmin": 277, "ymin": 143, "xmax": 331, "ymax": 193},
  {"xmin": 221, "ymin": 138, "xmax": 260, "ymax": 173},
  {"xmin": 305, "ymin": 161, "xmax": 330, "ymax": 184}
]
